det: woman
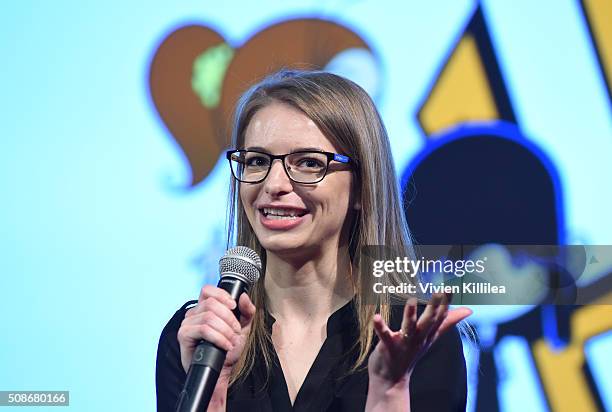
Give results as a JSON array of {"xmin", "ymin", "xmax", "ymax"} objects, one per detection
[{"xmin": 156, "ymin": 69, "xmax": 472, "ymax": 411}]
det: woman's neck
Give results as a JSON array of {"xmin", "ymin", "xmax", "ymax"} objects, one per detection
[{"xmin": 263, "ymin": 245, "xmax": 355, "ymax": 324}]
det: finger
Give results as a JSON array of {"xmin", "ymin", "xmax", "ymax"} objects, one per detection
[
  {"xmin": 424, "ymin": 306, "xmax": 448, "ymax": 346},
  {"xmin": 417, "ymin": 293, "xmax": 443, "ymax": 336},
  {"xmin": 422, "ymin": 293, "xmax": 449, "ymax": 339},
  {"xmin": 187, "ymin": 311, "xmax": 239, "ymax": 343},
  {"xmin": 420, "ymin": 309, "xmax": 441, "ymax": 344},
  {"xmin": 428, "ymin": 307, "xmax": 473, "ymax": 343},
  {"xmin": 400, "ymin": 298, "xmax": 418, "ymax": 336},
  {"xmin": 437, "ymin": 307, "xmax": 472, "ymax": 335},
  {"xmin": 444, "ymin": 292, "xmax": 453, "ymax": 306},
  {"xmin": 238, "ymin": 293, "xmax": 256, "ymax": 327},
  {"xmin": 187, "ymin": 297, "xmax": 241, "ymax": 333},
  {"xmin": 439, "ymin": 293, "xmax": 450, "ymax": 315},
  {"xmin": 430, "ymin": 296, "xmax": 452, "ymax": 333},
  {"xmin": 372, "ymin": 314, "xmax": 395, "ymax": 348},
  {"xmin": 178, "ymin": 323, "xmax": 234, "ymax": 352},
  {"xmin": 199, "ymin": 285, "xmax": 236, "ymax": 310}
]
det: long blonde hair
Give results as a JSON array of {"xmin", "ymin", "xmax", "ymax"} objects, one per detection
[{"xmin": 226, "ymin": 69, "xmax": 416, "ymax": 386}]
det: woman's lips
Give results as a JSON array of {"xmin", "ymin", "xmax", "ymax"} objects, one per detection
[{"xmin": 258, "ymin": 208, "xmax": 309, "ymax": 230}]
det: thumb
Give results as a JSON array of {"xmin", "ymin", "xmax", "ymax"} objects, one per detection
[
  {"xmin": 438, "ymin": 307, "xmax": 472, "ymax": 336},
  {"xmin": 238, "ymin": 292, "xmax": 256, "ymax": 328}
]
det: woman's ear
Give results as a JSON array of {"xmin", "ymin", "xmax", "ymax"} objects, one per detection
[{"xmin": 353, "ymin": 201, "xmax": 362, "ymax": 210}]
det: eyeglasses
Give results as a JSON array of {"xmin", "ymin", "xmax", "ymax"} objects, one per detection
[{"xmin": 226, "ymin": 149, "xmax": 351, "ymax": 184}]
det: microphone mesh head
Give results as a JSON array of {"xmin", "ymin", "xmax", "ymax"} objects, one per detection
[{"xmin": 219, "ymin": 246, "xmax": 262, "ymax": 286}]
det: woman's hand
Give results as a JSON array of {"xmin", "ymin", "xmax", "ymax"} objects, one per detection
[
  {"xmin": 366, "ymin": 293, "xmax": 472, "ymax": 411},
  {"xmin": 177, "ymin": 285, "xmax": 256, "ymax": 379}
]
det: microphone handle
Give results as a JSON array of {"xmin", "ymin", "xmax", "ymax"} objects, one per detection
[{"xmin": 175, "ymin": 277, "xmax": 248, "ymax": 412}]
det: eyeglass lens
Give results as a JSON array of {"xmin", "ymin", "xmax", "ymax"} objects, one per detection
[{"xmin": 230, "ymin": 151, "xmax": 329, "ymax": 183}]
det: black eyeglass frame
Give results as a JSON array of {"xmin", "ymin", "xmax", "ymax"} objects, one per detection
[{"xmin": 225, "ymin": 149, "xmax": 351, "ymax": 184}]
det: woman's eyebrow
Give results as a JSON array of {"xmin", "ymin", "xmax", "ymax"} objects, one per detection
[
  {"xmin": 243, "ymin": 146, "xmax": 325, "ymax": 153},
  {"xmin": 244, "ymin": 146, "xmax": 270, "ymax": 152},
  {"xmin": 290, "ymin": 147, "xmax": 325, "ymax": 153}
]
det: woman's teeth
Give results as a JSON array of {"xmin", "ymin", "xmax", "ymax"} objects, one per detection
[
  {"xmin": 262, "ymin": 207, "xmax": 305, "ymax": 219},
  {"xmin": 267, "ymin": 214, "xmax": 298, "ymax": 220}
]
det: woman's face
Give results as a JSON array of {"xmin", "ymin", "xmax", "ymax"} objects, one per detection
[{"xmin": 239, "ymin": 102, "xmax": 357, "ymax": 258}]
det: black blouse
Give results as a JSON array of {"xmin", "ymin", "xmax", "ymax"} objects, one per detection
[{"xmin": 156, "ymin": 299, "xmax": 467, "ymax": 411}]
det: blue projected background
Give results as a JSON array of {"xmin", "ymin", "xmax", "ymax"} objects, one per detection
[{"xmin": 1, "ymin": 1, "xmax": 611, "ymax": 411}]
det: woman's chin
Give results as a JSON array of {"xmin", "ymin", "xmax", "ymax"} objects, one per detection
[
  {"xmin": 259, "ymin": 238, "xmax": 315, "ymax": 258},
  {"xmin": 261, "ymin": 240, "xmax": 305, "ymax": 254}
]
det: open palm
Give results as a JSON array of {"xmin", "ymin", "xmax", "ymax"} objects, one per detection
[{"xmin": 368, "ymin": 293, "xmax": 472, "ymax": 384}]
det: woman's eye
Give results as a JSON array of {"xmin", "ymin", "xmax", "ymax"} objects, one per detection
[
  {"xmin": 298, "ymin": 158, "xmax": 324, "ymax": 168},
  {"xmin": 246, "ymin": 156, "xmax": 269, "ymax": 167}
]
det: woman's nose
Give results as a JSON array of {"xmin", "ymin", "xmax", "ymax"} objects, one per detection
[{"xmin": 263, "ymin": 159, "xmax": 293, "ymax": 195}]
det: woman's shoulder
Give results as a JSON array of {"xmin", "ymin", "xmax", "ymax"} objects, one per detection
[
  {"xmin": 160, "ymin": 300, "xmax": 198, "ymax": 338},
  {"xmin": 158, "ymin": 300, "xmax": 198, "ymax": 357},
  {"xmin": 156, "ymin": 300, "xmax": 198, "ymax": 411},
  {"xmin": 173, "ymin": 300, "xmax": 198, "ymax": 319},
  {"xmin": 156, "ymin": 301, "xmax": 198, "ymax": 369}
]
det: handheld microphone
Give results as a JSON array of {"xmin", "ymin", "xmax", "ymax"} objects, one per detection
[{"xmin": 175, "ymin": 246, "xmax": 261, "ymax": 412}]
